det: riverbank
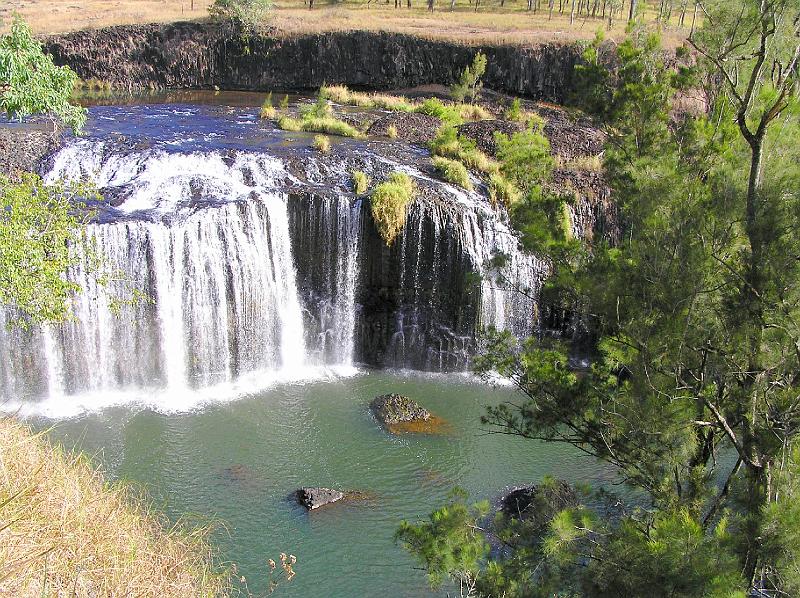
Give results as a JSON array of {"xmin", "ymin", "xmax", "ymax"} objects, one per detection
[{"xmin": 0, "ymin": 417, "xmax": 227, "ymax": 596}]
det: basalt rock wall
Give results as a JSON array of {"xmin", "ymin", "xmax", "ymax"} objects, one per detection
[{"xmin": 44, "ymin": 22, "xmax": 582, "ymax": 102}]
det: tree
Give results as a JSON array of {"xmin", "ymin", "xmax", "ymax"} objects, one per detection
[
  {"xmin": 0, "ymin": 16, "xmax": 86, "ymax": 133},
  {"xmin": 0, "ymin": 174, "xmax": 90, "ymax": 328},
  {"xmin": 400, "ymin": 8, "xmax": 800, "ymax": 595},
  {"xmin": 451, "ymin": 51, "xmax": 488, "ymax": 104},
  {"xmin": 0, "ymin": 17, "xmax": 94, "ymax": 327},
  {"xmin": 208, "ymin": 0, "xmax": 273, "ymax": 29}
]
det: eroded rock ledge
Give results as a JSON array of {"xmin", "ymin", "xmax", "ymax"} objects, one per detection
[{"xmin": 44, "ymin": 22, "xmax": 582, "ymax": 102}]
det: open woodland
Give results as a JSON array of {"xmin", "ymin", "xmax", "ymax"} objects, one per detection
[{"xmin": 6, "ymin": 0, "xmax": 693, "ymax": 45}]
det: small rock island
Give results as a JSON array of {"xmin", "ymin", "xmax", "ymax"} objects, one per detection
[{"xmin": 370, "ymin": 393, "xmax": 447, "ymax": 434}]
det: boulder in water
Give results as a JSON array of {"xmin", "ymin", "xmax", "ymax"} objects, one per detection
[
  {"xmin": 371, "ymin": 393, "xmax": 431, "ymax": 425},
  {"xmin": 501, "ymin": 479, "xmax": 578, "ymax": 524},
  {"xmin": 370, "ymin": 393, "xmax": 449, "ymax": 434},
  {"xmin": 296, "ymin": 487, "xmax": 345, "ymax": 510}
]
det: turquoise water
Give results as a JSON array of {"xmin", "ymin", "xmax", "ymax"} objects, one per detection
[{"xmin": 37, "ymin": 371, "xmax": 609, "ymax": 597}]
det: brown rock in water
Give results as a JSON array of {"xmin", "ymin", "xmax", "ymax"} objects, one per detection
[
  {"xmin": 502, "ymin": 479, "xmax": 578, "ymax": 523},
  {"xmin": 370, "ymin": 393, "xmax": 449, "ymax": 434}
]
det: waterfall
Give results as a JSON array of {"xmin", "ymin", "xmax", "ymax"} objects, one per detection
[{"xmin": 1, "ymin": 136, "xmax": 548, "ymax": 414}]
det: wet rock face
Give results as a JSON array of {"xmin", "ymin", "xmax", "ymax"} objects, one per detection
[
  {"xmin": 44, "ymin": 23, "xmax": 582, "ymax": 102},
  {"xmin": 296, "ymin": 487, "xmax": 345, "ymax": 510},
  {"xmin": 0, "ymin": 125, "xmax": 63, "ymax": 177},
  {"xmin": 371, "ymin": 393, "xmax": 431, "ymax": 426}
]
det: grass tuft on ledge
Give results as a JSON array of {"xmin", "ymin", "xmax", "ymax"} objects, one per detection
[
  {"xmin": 277, "ymin": 115, "xmax": 364, "ymax": 138},
  {"xmin": 0, "ymin": 417, "xmax": 228, "ymax": 598},
  {"xmin": 432, "ymin": 156, "xmax": 473, "ymax": 191},
  {"xmin": 370, "ymin": 171, "xmax": 416, "ymax": 246}
]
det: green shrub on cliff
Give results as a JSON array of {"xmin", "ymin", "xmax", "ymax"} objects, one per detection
[
  {"xmin": 351, "ymin": 170, "xmax": 370, "ymax": 195},
  {"xmin": 0, "ymin": 16, "xmax": 86, "ymax": 132},
  {"xmin": 209, "ymin": 0, "xmax": 273, "ymax": 31},
  {"xmin": 370, "ymin": 172, "xmax": 416, "ymax": 246},
  {"xmin": 432, "ymin": 156, "xmax": 472, "ymax": 191},
  {"xmin": 430, "ymin": 127, "xmax": 499, "ymax": 176},
  {"xmin": 451, "ymin": 51, "xmax": 487, "ymax": 104}
]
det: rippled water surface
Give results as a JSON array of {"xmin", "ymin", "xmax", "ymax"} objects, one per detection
[{"xmin": 39, "ymin": 372, "xmax": 607, "ymax": 597}]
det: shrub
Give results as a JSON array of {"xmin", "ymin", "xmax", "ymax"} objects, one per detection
[
  {"xmin": 312, "ymin": 134, "xmax": 331, "ymax": 153},
  {"xmin": 433, "ymin": 156, "xmax": 473, "ymax": 191},
  {"xmin": 277, "ymin": 115, "xmax": 303, "ymax": 131},
  {"xmin": 277, "ymin": 115, "xmax": 363, "ymax": 138},
  {"xmin": 415, "ymin": 98, "xmax": 464, "ymax": 127},
  {"xmin": 429, "ymin": 127, "xmax": 499, "ymax": 175},
  {"xmin": 456, "ymin": 103, "xmax": 492, "ymax": 121},
  {"xmin": 299, "ymin": 93, "xmax": 333, "ymax": 119},
  {"xmin": 351, "ymin": 170, "xmax": 370, "ymax": 195},
  {"xmin": 370, "ymin": 172, "xmax": 416, "ymax": 246},
  {"xmin": 451, "ymin": 51, "xmax": 487, "ymax": 104},
  {"xmin": 495, "ymin": 129, "xmax": 553, "ymax": 194},
  {"xmin": 209, "ymin": 0, "xmax": 272, "ymax": 31},
  {"xmin": 504, "ymin": 98, "xmax": 522, "ymax": 122},
  {"xmin": 260, "ymin": 92, "xmax": 276, "ymax": 119},
  {"xmin": 488, "ymin": 173, "xmax": 522, "ymax": 207},
  {"xmin": 279, "ymin": 94, "xmax": 289, "ymax": 110},
  {"xmin": 387, "ymin": 124, "xmax": 398, "ymax": 139}
]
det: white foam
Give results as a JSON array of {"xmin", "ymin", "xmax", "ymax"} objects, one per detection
[{"xmin": 2, "ymin": 364, "xmax": 363, "ymax": 419}]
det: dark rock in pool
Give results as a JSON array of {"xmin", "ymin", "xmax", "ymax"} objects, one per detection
[
  {"xmin": 370, "ymin": 393, "xmax": 431, "ymax": 426},
  {"xmin": 296, "ymin": 487, "xmax": 345, "ymax": 510},
  {"xmin": 502, "ymin": 479, "xmax": 578, "ymax": 524}
]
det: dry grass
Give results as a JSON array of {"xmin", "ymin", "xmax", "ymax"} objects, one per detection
[
  {"xmin": 9, "ymin": 0, "xmax": 690, "ymax": 47},
  {"xmin": 0, "ymin": 417, "xmax": 227, "ymax": 598}
]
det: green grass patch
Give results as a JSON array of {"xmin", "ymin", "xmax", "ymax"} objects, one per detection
[
  {"xmin": 430, "ymin": 127, "xmax": 499, "ymax": 175},
  {"xmin": 488, "ymin": 173, "xmax": 522, "ymax": 207},
  {"xmin": 277, "ymin": 115, "xmax": 364, "ymax": 138},
  {"xmin": 432, "ymin": 156, "xmax": 473, "ymax": 191},
  {"xmin": 370, "ymin": 172, "xmax": 417, "ymax": 246},
  {"xmin": 312, "ymin": 134, "xmax": 331, "ymax": 153},
  {"xmin": 351, "ymin": 170, "xmax": 370, "ymax": 195}
]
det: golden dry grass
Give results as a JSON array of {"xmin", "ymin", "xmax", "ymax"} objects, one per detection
[
  {"xmin": 7, "ymin": 0, "xmax": 690, "ymax": 47},
  {"xmin": 0, "ymin": 417, "xmax": 227, "ymax": 597}
]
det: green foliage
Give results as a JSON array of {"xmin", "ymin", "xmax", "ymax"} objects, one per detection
[
  {"xmin": 300, "ymin": 93, "xmax": 333, "ymax": 119},
  {"xmin": 311, "ymin": 134, "xmax": 330, "ymax": 153},
  {"xmin": 350, "ymin": 170, "xmax": 370, "ymax": 195},
  {"xmin": 0, "ymin": 173, "xmax": 86, "ymax": 327},
  {"xmin": 370, "ymin": 172, "xmax": 416, "ymax": 246},
  {"xmin": 208, "ymin": 0, "xmax": 273, "ymax": 31},
  {"xmin": 279, "ymin": 94, "xmax": 289, "ymax": 110},
  {"xmin": 570, "ymin": 29, "xmax": 610, "ymax": 116},
  {"xmin": 396, "ymin": 489, "xmax": 490, "ymax": 589},
  {"xmin": 487, "ymin": 173, "xmax": 521, "ymax": 207},
  {"xmin": 0, "ymin": 16, "xmax": 86, "ymax": 133},
  {"xmin": 494, "ymin": 129, "xmax": 553, "ymax": 196},
  {"xmin": 451, "ymin": 51, "xmax": 487, "ymax": 104},
  {"xmin": 504, "ymin": 98, "xmax": 522, "ymax": 122},
  {"xmin": 386, "ymin": 124, "xmax": 398, "ymax": 139},
  {"xmin": 414, "ymin": 98, "xmax": 465, "ymax": 127},
  {"xmin": 429, "ymin": 127, "xmax": 499, "ymax": 175},
  {"xmin": 277, "ymin": 115, "xmax": 363, "ymax": 138},
  {"xmin": 432, "ymin": 156, "xmax": 472, "ymax": 191},
  {"xmin": 259, "ymin": 92, "xmax": 276, "ymax": 119},
  {"xmin": 402, "ymin": 13, "xmax": 800, "ymax": 595}
]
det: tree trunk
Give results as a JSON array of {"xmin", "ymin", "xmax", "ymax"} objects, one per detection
[{"xmin": 628, "ymin": 0, "xmax": 636, "ymax": 21}]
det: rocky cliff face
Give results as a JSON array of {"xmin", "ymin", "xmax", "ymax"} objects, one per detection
[{"xmin": 44, "ymin": 22, "xmax": 582, "ymax": 102}]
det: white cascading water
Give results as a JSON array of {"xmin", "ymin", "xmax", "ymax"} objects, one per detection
[{"xmin": 0, "ymin": 138, "xmax": 546, "ymax": 416}]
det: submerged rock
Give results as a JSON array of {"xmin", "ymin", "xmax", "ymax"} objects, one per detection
[
  {"xmin": 296, "ymin": 487, "xmax": 345, "ymax": 510},
  {"xmin": 371, "ymin": 393, "xmax": 431, "ymax": 425},
  {"xmin": 501, "ymin": 479, "xmax": 578, "ymax": 523}
]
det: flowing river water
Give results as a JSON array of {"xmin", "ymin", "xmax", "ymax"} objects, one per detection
[{"xmin": 4, "ymin": 93, "xmax": 607, "ymax": 596}]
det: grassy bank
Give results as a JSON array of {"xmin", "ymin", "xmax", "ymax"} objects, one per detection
[
  {"xmin": 0, "ymin": 417, "xmax": 227, "ymax": 597},
  {"xmin": 9, "ymin": 0, "xmax": 690, "ymax": 47}
]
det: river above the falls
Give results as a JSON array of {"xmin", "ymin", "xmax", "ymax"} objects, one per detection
[{"xmin": 36, "ymin": 371, "xmax": 610, "ymax": 597}]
